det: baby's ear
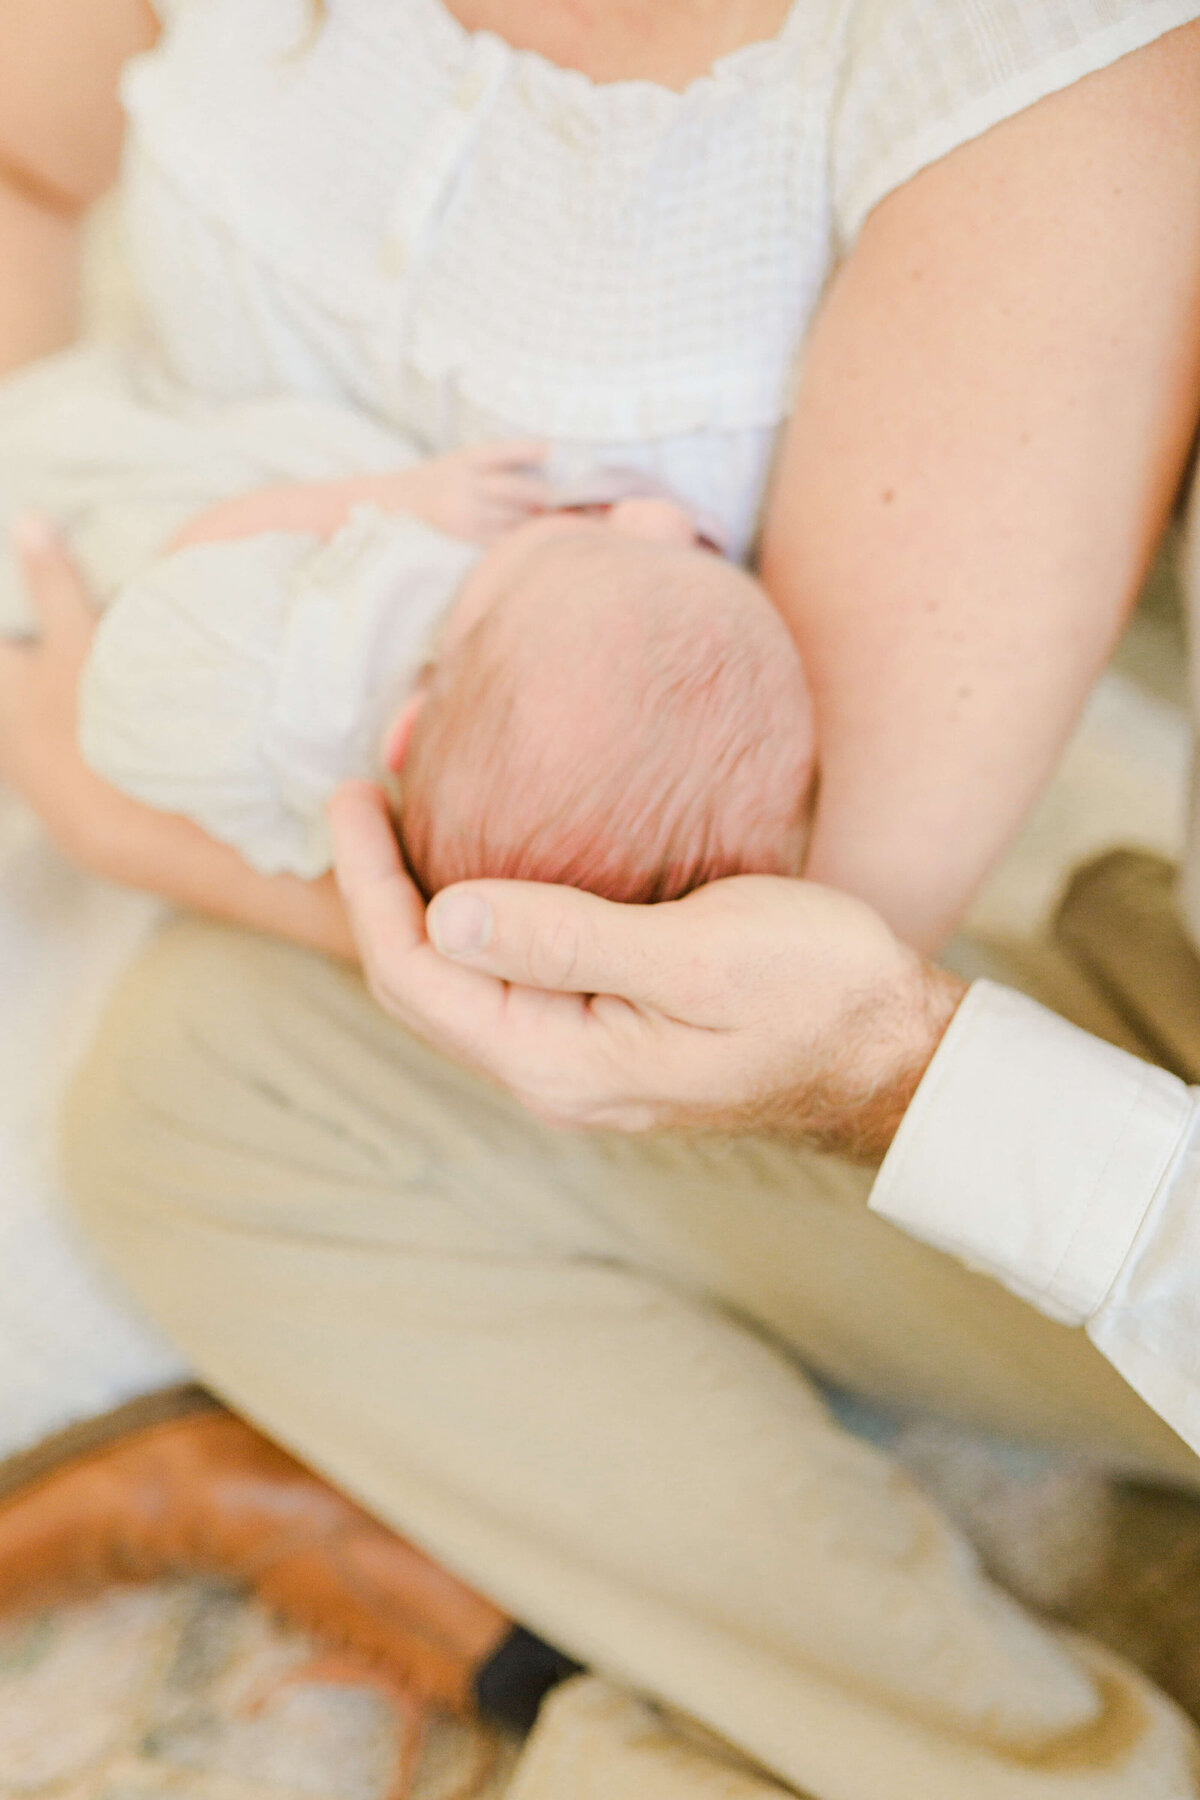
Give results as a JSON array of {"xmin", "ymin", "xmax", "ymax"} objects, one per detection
[{"xmin": 381, "ymin": 690, "xmax": 427, "ymax": 771}]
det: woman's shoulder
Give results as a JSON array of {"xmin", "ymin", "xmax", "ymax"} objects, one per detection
[{"xmin": 831, "ymin": 0, "xmax": 1200, "ymax": 245}]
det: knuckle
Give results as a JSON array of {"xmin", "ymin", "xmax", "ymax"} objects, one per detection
[{"xmin": 526, "ymin": 912, "xmax": 587, "ymax": 991}]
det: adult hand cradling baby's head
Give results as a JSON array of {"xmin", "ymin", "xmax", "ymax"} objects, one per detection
[{"xmin": 329, "ymin": 778, "xmax": 964, "ymax": 1155}]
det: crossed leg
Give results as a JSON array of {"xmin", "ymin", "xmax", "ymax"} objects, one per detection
[{"xmin": 60, "ymin": 918, "xmax": 1200, "ymax": 1798}]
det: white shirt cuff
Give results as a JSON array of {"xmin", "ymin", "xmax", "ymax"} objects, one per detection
[{"xmin": 869, "ymin": 980, "xmax": 1194, "ymax": 1325}]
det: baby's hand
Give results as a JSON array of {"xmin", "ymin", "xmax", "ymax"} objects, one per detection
[{"xmin": 397, "ymin": 440, "xmax": 550, "ymax": 544}]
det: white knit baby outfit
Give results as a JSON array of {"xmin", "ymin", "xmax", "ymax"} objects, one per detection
[
  {"xmin": 0, "ymin": 341, "xmax": 482, "ymax": 877},
  {"xmin": 0, "ymin": 0, "xmax": 1191, "ymax": 1454},
  {"xmin": 82, "ymin": 502, "xmax": 479, "ymax": 880}
]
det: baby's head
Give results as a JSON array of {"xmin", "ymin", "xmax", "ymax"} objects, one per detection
[{"xmin": 388, "ymin": 501, "xmax": 815, "ymax": 904}]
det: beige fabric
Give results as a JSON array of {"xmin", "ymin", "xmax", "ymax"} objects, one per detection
[
  {"xmin": 874, "ymin": 869, "xmax": 1200, "ymax": 1463},
  {"xmin": 1053, "ymin": 849, "xmax": 1200, "ymax": 1084},
  {"xmin": 61, "ymin": 919, "xmax": 1200, "ymax": 1799}
]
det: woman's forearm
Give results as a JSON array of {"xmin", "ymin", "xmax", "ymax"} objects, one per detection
[
  {"xmin": 66, "ymin": 771, "xmax": 356, "ymax": 960},
  {"xmin": 0, "ymin": 518, "xmax": 354, "ymax": 961},
  {"xmin": 761, "ymin": 23, "xmax": 1200, "ymax": 954}
]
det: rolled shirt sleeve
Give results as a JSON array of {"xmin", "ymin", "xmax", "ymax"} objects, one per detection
[{"xmin": 870, "ymin": 979, "xmax": 1200, "ymax": 1451}]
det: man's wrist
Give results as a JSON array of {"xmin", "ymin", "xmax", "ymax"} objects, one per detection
[{"xmin": 801, "ymin": 959, "xmax": 968, "ymax": 1163}]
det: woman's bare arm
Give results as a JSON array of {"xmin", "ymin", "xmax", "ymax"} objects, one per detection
[
  {"xmin": 0, "ymin": 12, "xmax": 351, "ymax": 956},
  {"xmin": 0, "ymin": 522, "xmax": 354, "ymax": 959},
  {"xmin": 761, "ymin": 22, "xmax": 1200, "ymax": 953},
  {"xmin": 0, "ymin": 0, "xmax": 158, "ymax": 373},
  {"xmin": 66, "ymin": 769, "xmax": 355, "ymax": 960}
]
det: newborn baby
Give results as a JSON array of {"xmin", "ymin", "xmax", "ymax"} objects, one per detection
[
  {"xmin": 87, "ymin": 479, "xmax": 814, "ymax": 904},
  {"xmin": 394, "ymin": 504, "xmax": 814, "ymax": 902},
  {"xmin": 0, "ymin": 343, "xmax": 814, "ymax": 904}
]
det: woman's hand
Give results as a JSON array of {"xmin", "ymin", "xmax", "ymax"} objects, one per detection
[
  {"xmin": 0, "ymin": 516, "xmax": 102, "ymax": 858},
  {"xmin": 329, "ymin": 780, "xmax": 966, "ymax": 1156}
]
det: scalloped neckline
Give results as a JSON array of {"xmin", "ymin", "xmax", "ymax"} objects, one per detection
[{"xmin": 414, "ymin": 0, "xmax": 810, "ymax": 104}]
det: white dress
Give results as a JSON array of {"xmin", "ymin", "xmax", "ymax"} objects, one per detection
[{"xmin": 0, "ymin": 0, "xmax": 1192, "ymax": 1459}]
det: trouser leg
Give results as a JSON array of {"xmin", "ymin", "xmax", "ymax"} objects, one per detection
[
  {"xmin": 504, "ymin": 1677, "xmax": 807, "ymax": 1799},
  {"xmin": 60, "ymin": 920, "xmax": 1200, "ymax": 1798}
]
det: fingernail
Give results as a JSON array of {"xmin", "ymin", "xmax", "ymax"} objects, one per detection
[
  {"xmin": 429, "ymin": 891, "xmax": 493, "ymax": 956},
  {"xmin": 11, "ymin": 514, "xmax": 57, "ymax": 557}
]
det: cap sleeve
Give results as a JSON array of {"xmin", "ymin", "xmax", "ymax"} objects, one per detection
[
  {"xmin": 78, "ymin": 532, "xmax": 337, "ymax": 880},
  {"xmin": 831, "ymin": 0, "xmax": 1199, "ymax": 249}
]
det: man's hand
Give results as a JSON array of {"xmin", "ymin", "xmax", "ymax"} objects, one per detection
[{"xmin": 329, "ymin": 781, "xmax": 966, "ymax": 1157}]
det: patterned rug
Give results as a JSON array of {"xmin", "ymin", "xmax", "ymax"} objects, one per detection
[
  {"xmin": 3, "ymin": 1425, "xmax": 1200, "ymax": 1799},
  {"xmin": 0, "ymin": 1578, "xmax": 519, "ymax": 1799}
]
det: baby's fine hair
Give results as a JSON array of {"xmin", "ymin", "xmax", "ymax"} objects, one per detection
[{"xmin": 398, "ymin": 541, "xmax": 814, "ymax": 905}]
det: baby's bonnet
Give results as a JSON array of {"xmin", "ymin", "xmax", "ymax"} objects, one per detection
[{"xmin": 79, "ymin": 507, "xmax": 480, "ymax": 879}]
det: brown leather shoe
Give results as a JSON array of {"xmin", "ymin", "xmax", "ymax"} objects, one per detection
[{"xmin": 0, "ymin": 1385, "xmax": 509, "ymax": 1719}]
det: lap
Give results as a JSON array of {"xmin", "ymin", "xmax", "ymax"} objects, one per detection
[
  {"xmin": 58, "ymin": 916, "xmax": 1200, "ymax": 1797},
  {"xmin": 60, "ymin": 914, "xmax": 1196, "ymax": 1481}
]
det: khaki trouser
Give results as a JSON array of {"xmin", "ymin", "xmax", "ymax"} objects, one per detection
[{"xmin": 61, "ymin": 918, "xmax": 1200, "ymax": 1799}]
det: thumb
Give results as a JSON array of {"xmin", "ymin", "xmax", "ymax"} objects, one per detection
[
  {"xmin": 427, "ymin": 879, "xmax": 672, "ymax": 1004},
  {"xmin": 12, "ymin": 516, "xmax": 94, "ymax": 645},
  {"xmin": 328, "ymin": 780, "xmax": 427, "ymax": 950}
]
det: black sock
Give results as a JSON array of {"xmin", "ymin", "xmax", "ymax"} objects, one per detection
[{"xmin": 473, "ymin": 1625, "xmax": 583, "ymax": 1734}]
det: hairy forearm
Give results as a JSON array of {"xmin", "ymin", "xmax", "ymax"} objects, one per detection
[{"xmin": 768, "ymin": 961, "xmax": 966, "ymax": 1162}]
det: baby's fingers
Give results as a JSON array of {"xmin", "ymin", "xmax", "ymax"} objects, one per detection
[
  {"xmin": 466, "ymin": 438, "xmax": 547, "ymax": 472},
  {"xmin": 468, "ymin": 498, "xmax": 552, "ymax": 544},
  {"xmin": 481, "ymin": 472, "xmax": 552, "ymax": 510}
]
